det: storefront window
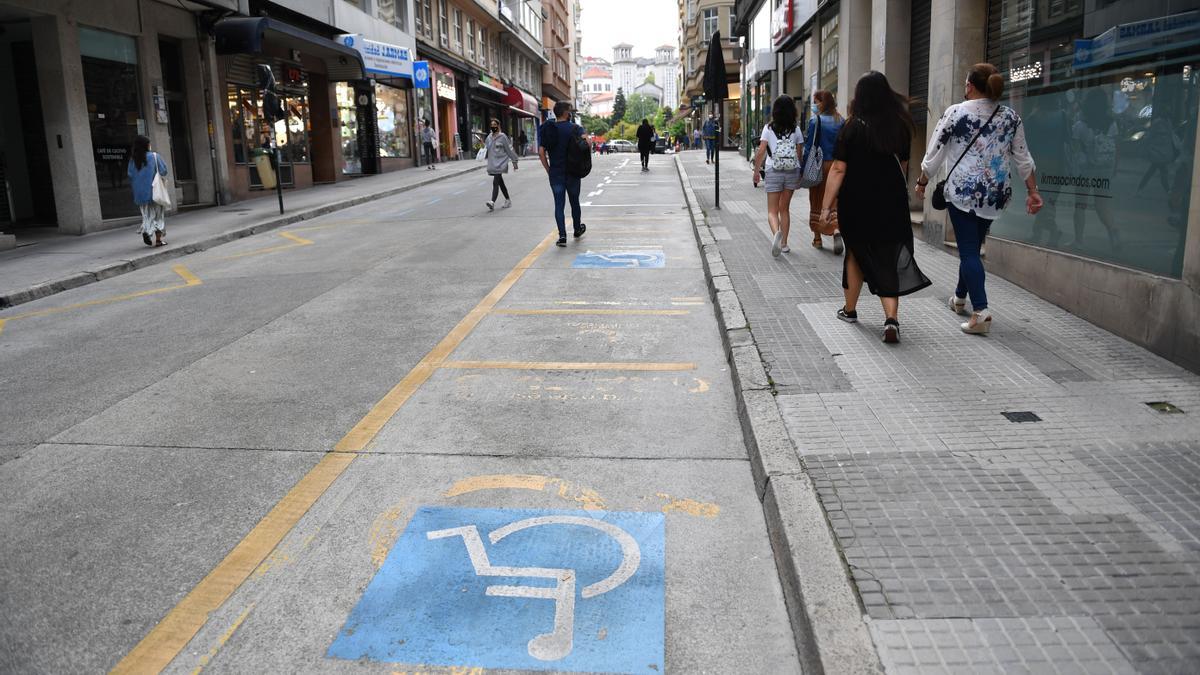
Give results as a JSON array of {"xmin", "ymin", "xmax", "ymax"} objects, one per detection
[
  {"xmin": 80, "ymin": 26, "xmax": 142, "ymax": 219},
  {"xmin": 819, "ymin": 13, "xmax": 839, "ymax": 96},
  {"xmin": 986, "ymin": 5, "xmax": 1199, "ymax": 278},
  {"xmin": 336, "ymin": 83, "xmax": 361, "ymax": 174},
  {"xmin": 376, "ymin": 84, "xmax": 412, "ymax": 158},
  {"xmin": 276, "ymin": 95, "xmax": 310, "ymax": 164}
]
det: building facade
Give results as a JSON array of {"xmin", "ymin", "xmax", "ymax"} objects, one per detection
[
  {"xmin": 541, "ymin": 0, "xmax": 572, "ymax": 110},
  {"xmin": 651, "ymin": 45, "xmax": 680, "ymax": 109},
  {"xmin": 679, "ymin": 0, "xmax": 741, "ymax": 141},
  {"xmin": 612, "ymin": 42, "xmax": 639, "ymax": 94},
  {"xmin": 730, "ymin": 0, "xmax": 1200, "ymax": 372}
]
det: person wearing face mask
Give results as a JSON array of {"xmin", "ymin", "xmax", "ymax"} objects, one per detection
[
  {"xmin": 484, "ymin": 118, "xmax": 519, "ymax": 210},
  {"xmin": 802, "ymin": 90, "xmax": 845, "ymax": 252}
]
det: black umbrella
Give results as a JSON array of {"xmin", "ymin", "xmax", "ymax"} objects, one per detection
[{"xmin": 703, "ymin": 32, "xmax": 729, "ymax": 208}]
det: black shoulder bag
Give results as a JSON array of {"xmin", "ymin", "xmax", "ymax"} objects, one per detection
[{"xmin": 932, "ymin": 105, "xmax": 1000, "ymax": 211}]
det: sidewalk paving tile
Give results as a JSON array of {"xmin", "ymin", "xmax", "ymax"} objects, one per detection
[{"xmin": 679, "ymin": 152, "xmax": 1200, "ymax": 674}]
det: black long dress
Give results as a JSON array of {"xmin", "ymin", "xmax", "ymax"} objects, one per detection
[{"xmin": 833, "ymin": 118, "xmax": 931, "ymax": 297}]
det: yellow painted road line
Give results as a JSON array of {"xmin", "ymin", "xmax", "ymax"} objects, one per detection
[
  {"xmin": 111, "ymin": 232, "xmax": 556, "ymax": 674},
  {"xmin": 335, "ymin": 231, "xmax": 557, "ymax": 453},
  {"xmin": 219, "ymin": 231, "xmax": 314, "ymax": 260},
  {"xmin": 0, "ymin": 265, "xmax": 200, "ymax": 336},
  {"xmin": 189, "ymin": 603, "xmax": 255, "ymax": 675},
  {"xmin": 445, "ymin": 474, "xmax": 607, "ymax": 510},
  {"xmin": 440, "ymin": 360, "xmax": 697, "ymax": 371},
  {"xmin": 111, "ymin": 452, "xmax": 354, "ymax": 674},
  {"xmin": 492, "ymin": 308, "xmax": 690, "ymax": 316}
]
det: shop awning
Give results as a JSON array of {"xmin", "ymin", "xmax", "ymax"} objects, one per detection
[
  {"xmin": 213, "ymin": 17, "xmax": 366, "ymax": 81},
  {"xmin": 504, "ymin": 86, "xmax": 539, "ymax": 117}
]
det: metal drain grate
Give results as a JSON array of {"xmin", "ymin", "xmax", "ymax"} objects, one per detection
[
  {"xmin": 1002, "ymin": 411, "xmax": 1042, "ymax": 423},
  {"xmin": 1146, "ymin": 401, "xmax": 1184, "ymax": 414}
]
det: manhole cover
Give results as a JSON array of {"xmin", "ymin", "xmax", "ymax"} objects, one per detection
[
  {"xmin": 1002, "ymin": 411, "xmax": 1042, "ymax": 423},
  {"xmin": 1146, "ymin": 401, "xmax": 1184, "ymax": 414}
]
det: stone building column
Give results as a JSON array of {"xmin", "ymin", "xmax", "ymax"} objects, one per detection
[
  {"xmin": 836, "ymin": 0, "xmax": 871, "ymax": 113},
  {"xmin": 871, "ymin": 0, "xmax": 910, "ymax": 94},
  {"xmin": 920, "ymin": 0, "xmax": 987, "ymax": 245},
  {"xmin": 32, "ymin": 13, "xmax": 102, "ymax": 235}
]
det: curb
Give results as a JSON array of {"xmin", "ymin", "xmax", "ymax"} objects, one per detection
[
  {"xmin": 0, "ymin": 164, "xmax": 485, "ymax": 310},
  {"xmin": 673, "ymin": 155, "xmax": 883, "ymax": 675}
]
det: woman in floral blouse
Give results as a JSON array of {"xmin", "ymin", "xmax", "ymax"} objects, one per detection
[{"xmin": 917, "ymin": 63, "xmax": 1043, "ymax": 335}]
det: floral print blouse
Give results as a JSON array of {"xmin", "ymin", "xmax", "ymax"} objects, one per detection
[{"xmin": 921, "ymin": 98, "xmax": 1036, "ymax": 220}]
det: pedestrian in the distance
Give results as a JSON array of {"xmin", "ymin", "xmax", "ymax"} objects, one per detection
[
  {"xmin": 518, "ymin": 129, "xmax": 529, "ymax": 157},
  {"xmin": 692, "ymin": 127, "xmax": 701, "ymax": 150},
  {"xmin": 917, "ymin": 62, "xmax": 1041, "ymax": 335},
  {"xmin": 421, "ymin": 120, "xmax": 437, "ymax": 169},
  {"xmin": 804, "ymin": 90, "xmax": 845, "ymax": 251},
  {"xmin": 636, "ymin": 119, "xmax": 654, "ymax": 171},
  {"xmin": 484, "ymin": 118, "xmax": 519, "ymax": 211},
  {"xmin": 752, "ymin": 95, "xmax": 804, "ymax": 257},
  {"xmin": 128, "ymin": 135, "xmax": 169, "ymax": 247},
  {"xmin": 539, "ymin": 100, "xmax": 587, "ymax": 247},
  {"xmin": 819, "ymin": 71, "xmax": 931, "ymax": 344},
  {"xmin": 703, "ymin": 115, "xmax": 718, "ymax": 163}
]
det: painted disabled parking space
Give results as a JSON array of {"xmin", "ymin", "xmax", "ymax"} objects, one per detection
[
  {"xmin": 328, "ymin": 506, "xmax": 665, "ymax": 673},
  {"xmin": 572, "ymin": 250, "xmax": 666, "ymax": 269}
]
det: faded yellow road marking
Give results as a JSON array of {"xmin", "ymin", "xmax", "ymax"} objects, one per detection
[
  {"xmin": 445, "ymin": 474, "xmax": 606, "ymax": 510},
  {"xmin": 440, "ymin": 360, "xmax": 696, "ymax": 371},
  {"xmin": 368, "ymin": 502, "xmax": 408, "ymax": 568},
  {"xmin": 112, "ymin": 451, "xmax": 353, "ymax": 674},
  {"xmin": 220, "ymin": 231, "xmax": 313, "ymax": 260},
  {"xmin": 336, "ymin": 232, "xmax": 557, "ymax": 452},
  {"xmin": 492, "ymin": 308, "xmax": 689, "ymax": 316},
  {"xmin": 112, "ymin": 233, "xmax": 557, "ymax": 674},
  {"xmin": 0, "ymin": 265, "xmax": 200, "ymax": 336},
  {"xmin": 654, "ymin": 493, "xmax": 720, "ymax": 518},
  {"xmin": 189, "ymin": 603, "xmax": 255, "ymax": 675}
]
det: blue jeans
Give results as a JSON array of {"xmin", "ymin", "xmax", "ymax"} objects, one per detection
[
  {"xmin": 549, "ymin": 176, "xmax": 582, "ymax": 238},
  {"xmin": 705, "ymin": 139, "xmax": 716, "ymax": 161},
  {"xmin": 949, "ymin": 205, "xmax": 992, "ymax": 310}
]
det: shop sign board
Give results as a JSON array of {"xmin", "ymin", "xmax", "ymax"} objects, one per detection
[
  {"xmin": 436, "ymin": 72, "xmax": 457, "ymax": 101},
  {"xmin": 773, "ymin": 0, "xmax": 816, "ymax": 47},
  {"xmin": 338, "ymin": 34, "xmax": 413, "ymax": 78},
  {"xmin": 413, "ymin": 61, "xmax": 431, "ymax": 89},
  {"xmin": 1073, "ymin": 10, "xmax": 1200, "ymax": 69}
]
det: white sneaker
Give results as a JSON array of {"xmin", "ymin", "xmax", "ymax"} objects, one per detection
[
  {"xmin": 781, "ymin": 246, "xmax": 790, "ymax": 253},
  {"xmin": 949, "ymin": 295, "xmax": 968, "ymax": 316},
  {"xmin": 502, "ymin": 199, "xmax": 512, "ymax": 209},
  {"xmin": 961, "ymin": 308, "xmax": 992, "ymax": 335},
  {"xmin": 485, "ymin": 201, "xmax": 495, "ymax": 211},
  {"xmin": 771, "ymin": 230, "xmax": 783, "ymax": 257}
]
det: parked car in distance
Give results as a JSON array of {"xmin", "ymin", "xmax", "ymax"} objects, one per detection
[
  {"xmin": 608, "ymin": 139, "xmax": 635, "ymax": 153},
  {"xmin": 653, "ymin": 137, "xmax": 668, "ymax": 154}
]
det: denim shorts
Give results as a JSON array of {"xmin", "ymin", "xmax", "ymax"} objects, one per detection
[{"xmin": 764, "ymin": 168, "xmax": 800, "ymax": 193}]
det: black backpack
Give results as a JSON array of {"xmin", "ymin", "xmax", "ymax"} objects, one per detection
[{"xmin": 565, "ymin": 125, "xmax": 592, "ymax": 178}]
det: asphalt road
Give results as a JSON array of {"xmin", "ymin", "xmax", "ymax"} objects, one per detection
[{"xmin": 0, "ymin": 153, "xmax": 801, "ymax": 673}]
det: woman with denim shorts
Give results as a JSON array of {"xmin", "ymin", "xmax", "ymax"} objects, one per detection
[{"xmin": 752, "ymin": 95, "xmax": 804, "ymax": 257}]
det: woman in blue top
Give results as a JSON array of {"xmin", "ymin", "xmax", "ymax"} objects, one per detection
[
  {"xmin": 127, "ymin": 135, "xmax": 170, "ymax": 247},
  {"xmin": 804, "ymin": 90, "xmax": 844, "ymax": 251}
]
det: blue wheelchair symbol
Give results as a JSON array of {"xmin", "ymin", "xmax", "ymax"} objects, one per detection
[
  {"xmin": 572, "ymin": 250, "xmax": 666, "ymax": 269},
  {"xmin": 327, "ymin": 506, "xmax": 665, "ymax": 673}
]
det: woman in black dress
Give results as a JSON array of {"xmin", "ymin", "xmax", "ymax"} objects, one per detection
[{"xmin": 819, "ymin": 71, "xmax": 931, "ymax": 343}]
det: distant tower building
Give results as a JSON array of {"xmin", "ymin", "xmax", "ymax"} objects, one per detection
[
  {"xmin": 652, "ymin": 45, "xmax": 679, "ymax": 109},
  {"xmin": 612, "ymin": 43, "xmax": 638, "ymax": 95}
]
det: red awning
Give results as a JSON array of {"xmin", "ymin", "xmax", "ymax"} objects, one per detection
[{"xmin": 503, "ymin": 86, "xmax": 539, "ymax": 116}]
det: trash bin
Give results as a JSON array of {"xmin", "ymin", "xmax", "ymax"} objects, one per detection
[{"xmin": 252, "ymin": 148, "xmax": 277, "ymax": 189}]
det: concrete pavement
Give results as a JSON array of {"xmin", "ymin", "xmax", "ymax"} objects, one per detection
[
  {"xmin": 678, "ymin": 150, "xmax": 1200, "ymax": 674},
  {"xmin": 0, "ymin": 153, "xmax": 802, "ymax": 673},
  {"xmin": 0, "ymin": 161, "xmax": 482, "ymax": 310}
]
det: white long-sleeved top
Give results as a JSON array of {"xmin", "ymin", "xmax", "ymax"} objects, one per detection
[{"xmin": 921, "ymin": 98, "xmax": 1036, "ymax": 220}]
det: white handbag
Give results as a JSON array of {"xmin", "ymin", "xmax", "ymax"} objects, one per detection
[{"xmin": 150, "ymin": 153, "xmax": 172, "ymax": 208}]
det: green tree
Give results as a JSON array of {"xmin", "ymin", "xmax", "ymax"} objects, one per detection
[
  {"xmin": 606, "ymin": 120, "xmax": 637, "ymax": 141},
  {"xmin": 611, "ymin": 88, "xmax": 627, "ymax": 124},
  {"xmin": 644, "ymin": 71, "xmax": 656, "ymax": 85},
  {"xmin": 624, "ymin": 93, "xmax": 659, "ymax": 125},
  {"xmin": 581, "ymin": 114, "xmax": 609, "ymax": 136}
]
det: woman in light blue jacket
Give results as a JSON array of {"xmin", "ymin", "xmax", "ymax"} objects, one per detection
[
  {"xmin": 484, "ymin": 119, "xmax": 519, "ymax": 210},
  {"xmin": 127, "ymin": 135, "xmax": 170, "ymax": 247}
]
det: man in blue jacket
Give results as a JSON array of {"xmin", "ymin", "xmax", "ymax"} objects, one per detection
[
  {"xmin": 538, "ymin": 101, "xmax": 587, "ymax": 247},
  {"xmin": 702, "ymin": 115, "xmax": 718, "ymax": 164}
]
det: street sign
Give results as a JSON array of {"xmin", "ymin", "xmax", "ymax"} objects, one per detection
[
  {"xmin": 413, "ymin": 60, "xmax": 431, "ymax": 89},
  {"xmin": 327, "ymin": 506, "xmax": 665, "ymax": 673},
  {"xmin": 572, "ymin": 250, "xmax": 666, "ymax": 268}
]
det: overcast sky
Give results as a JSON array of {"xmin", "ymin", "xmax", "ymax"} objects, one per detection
[{"xmin": 578, "ymin": 0, "xmax": 680, "ymax": 62}]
